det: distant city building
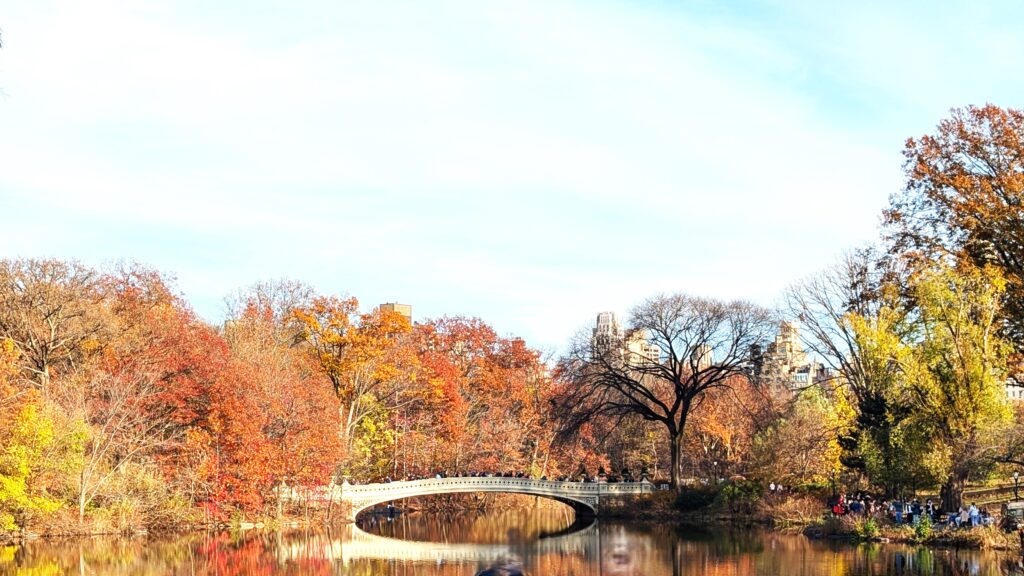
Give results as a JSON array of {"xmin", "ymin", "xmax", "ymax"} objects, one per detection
[
  {"xmin": 593, "ymin": 312, "xmax": 624, "ymax": 349},
  {"xmin": 379, "ymin": 302, "xmax": 412, "ymax": 322},
  {"xmin": 758, "ymin": 321, "xmax": 827, "ymax": 390},
  {"xmin": 1007, "ymin": 378, "xmax": 1024, "ymax": 402},
  {"xmin": 625, "ymin": 329, "xmax": 661, "ymax": 365},
  {"xmin": 591, "ymin": 312, "xmax": 659, "ymax": 366},
  {"xmin": 690, "ymin": 344, "xmax": 714, "ymax": 370}
]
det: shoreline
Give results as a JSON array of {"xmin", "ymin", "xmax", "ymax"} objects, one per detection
[
  {"xmin": 596, "ymin": 500, "xmax": 1023, "ymax": 552},
  {"xmin": 5, "ymin": 505, "xmax": 1021, "ymax": 553}
]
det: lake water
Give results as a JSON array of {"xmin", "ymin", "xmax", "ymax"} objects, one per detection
[{"xmin": 2, "ymin": 506, "xmax": 1022, "ymax": 575}]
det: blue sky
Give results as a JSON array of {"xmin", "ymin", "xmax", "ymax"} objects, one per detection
[{"xmin": 2, "ymin": 0, "xmax": 1023, "ymax": 351}]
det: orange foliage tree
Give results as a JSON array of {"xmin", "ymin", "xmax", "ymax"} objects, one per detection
[
  {"xmin": 885, "ymin": 104, "xmax": 1024, "ymax": 345},
  {"xmin": 223, "ymin": 288, "xmax": 344, "ymax": 513},
  {"xmin": 293, "ymin": 296, "xmax": 419, "ymax": 478},
  {"xmin": 401, "ymin": 317, "xmax": 558, "ymax": 478}
]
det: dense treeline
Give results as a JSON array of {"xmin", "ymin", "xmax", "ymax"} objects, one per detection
[{"xmin": 0, "ymin": 266, "xmax": 604, "ymax": 534}]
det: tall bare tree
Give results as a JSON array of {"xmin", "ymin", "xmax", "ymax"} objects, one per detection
[
  {"xmin": 0, "ymin": 258, "xmax": 105, "ymax": 394},
  {"xmin": 223, "ymin": 278, "xmax": 315, "ymax": 347},
  {"xmin": 554, "ymin": 294, "xmax": 773, "ymax": 492}
]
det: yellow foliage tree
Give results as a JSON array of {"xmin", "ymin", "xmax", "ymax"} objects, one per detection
[
  {"xmin": 294, "ymin": 297, "xmax": 419, "ymax": 467},
  {"xmin": 0, "ymin": 339, "xmax": 62, "ymax": 532}
]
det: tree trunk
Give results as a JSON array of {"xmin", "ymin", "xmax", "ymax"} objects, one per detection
[
  {"xmin": 672, "ymin": 538, "xmax": 682, "ymax": 576},
  {"xmin": 671, "ymin": 433, "xmax": 683, "ymax": 492},
  {"xmin": 276, "ymin": 483, "xmax": 283, "ymax": 519},
  {"xmin": 941, "ymin": 472, "xmax": 967, "ymax": 513},
  {"xmin": 78, "ymin": 492, "xmax": 86, "ymax": 526}
]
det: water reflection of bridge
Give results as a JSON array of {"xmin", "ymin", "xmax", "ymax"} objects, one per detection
[
  {"xmin": 321, "ymin": 523, "xmax": 600, "ymax": 564},
  {"xmin": 274, "ymin": 523, "xmax": 601, "ymax": 565}
]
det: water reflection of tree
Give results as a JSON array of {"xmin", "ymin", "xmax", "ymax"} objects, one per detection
[
  {"xmin": 365, "ymin": 505, "xmax": 575, "ymax": 544},
  {"xmin": 3, "ymin": 525, "xmax": 1022, "ymax": 575}
]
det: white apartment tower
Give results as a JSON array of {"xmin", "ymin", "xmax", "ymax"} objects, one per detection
[
  {"xmin": 691, "ymin": 344, "xmax": 714, "ymax": 370},
  {"xmin": 594, "ymin": 312, "xmax": 623, "ymax": 341},
  {"xmin": 592, "ymin": 312, "xmax": 660, "ymax": 365}
]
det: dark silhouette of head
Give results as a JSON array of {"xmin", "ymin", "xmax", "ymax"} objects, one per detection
[{"xmin": 476, "ymin": 558, "xmax": 526, "ymax": 576}]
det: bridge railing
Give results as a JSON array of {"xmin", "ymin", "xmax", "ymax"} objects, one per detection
[
  {"xmin": 337, "ymin": 477, "xmax": 654, "ymax": 498},
  {"xmin": 274, "ymin": 477, "xmax": 655, "ymax": 507}
]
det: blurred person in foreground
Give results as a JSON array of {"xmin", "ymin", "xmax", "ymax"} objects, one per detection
[{"xmin": 476, "ymin": 557, "xmax": 526, "ymax": 576}]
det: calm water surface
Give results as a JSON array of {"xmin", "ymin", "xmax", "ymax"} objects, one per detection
[{"xmin": 3, "ymin": 507, "xmax": 1023, "ymax": 575}]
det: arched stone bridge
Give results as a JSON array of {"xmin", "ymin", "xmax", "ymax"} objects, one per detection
[{"xmin": 337, "ymin": 477, "xmax": 654, "ymax": 521}]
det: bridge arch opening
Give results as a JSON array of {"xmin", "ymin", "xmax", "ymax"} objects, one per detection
[{"xmin": 350, "ymin": 487, "xmax": 596, "ymax": 523}]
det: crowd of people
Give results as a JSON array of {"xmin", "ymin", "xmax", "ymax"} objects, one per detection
[{"xmin": 830, "ymin": 493, "xmax": 996, "ymax": 528}]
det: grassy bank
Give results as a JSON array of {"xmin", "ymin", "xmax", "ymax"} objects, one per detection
[{"xmin": 802, "ymin": 515, "xmax": 1022, "ymax": 551}]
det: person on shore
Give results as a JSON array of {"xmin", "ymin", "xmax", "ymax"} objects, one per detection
[
  {"xmin": 832, "ymin": 494, "xmax": 847, "ymax": 516},
  {"xmin": 891, "ymin": 499, "xmax": 904, "ymax": 524},
  {"xmin": 969, "ymin": 503, "xmax": 980, "ymax": 527},
  {"xmin": 981, "ymin": 507, "xmax": 995, "ymax": 527},
  {"xmin": 958, "ymin": 506, "xmax": 969, "ymax": 528}
]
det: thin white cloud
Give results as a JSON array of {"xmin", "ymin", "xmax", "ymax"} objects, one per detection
[{"xmin": 1, "ymin": 0, "xmax": 1022, "ymax": 350}]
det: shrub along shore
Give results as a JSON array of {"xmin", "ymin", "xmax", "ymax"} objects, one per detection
[{"xmin": 597, "ymin": 482, "xmax": 1023, "ymax": 551}]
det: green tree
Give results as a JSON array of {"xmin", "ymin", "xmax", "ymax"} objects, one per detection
[
  {"xmin": 901, "ymin": 265, "xmax": 1012, "ymax": 510},
  {"xmin": 845, "ymin": 289, "xmax": 935, "ymax": 495},
  {"xmin": 851, "ymin": 265, "xmax": 1012, "ymax": 509}
]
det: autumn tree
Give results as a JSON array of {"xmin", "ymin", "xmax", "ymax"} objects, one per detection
[
  {"xmin": 598, "ymin": 416, "xmax": 664, "ymax": 480},
  {"xmin": 902, "ymin": 265, "xmax": 1011, "ymax": 510},
  {"xmin": 55, "ymin": 265, "xmax": 230, "ymax": 524},
  {"xmin": 294, "ymin": 297, "xmax": 419, "ymax": 467},
  {"xmin": 224, "ymin": 279, "xmax": 314, "ymax": 347},
  {"xmin": 748, "ymin": 387, "xmax": 844, "ymax": 487},
  {"xmin": 0, "ymin": 258, "xmax": 105, "ymax": 393},
  {"xmin": 0, "ymin": 338, "xmax": 63, "ymax": 531},
  {"xmin": 223, "ymin": 284, "xmax": 343, "ymax": 512},
  {"xmin": 784, "ymin": 249, "xmax": 921, "ymax": 494},
  {"xmin": 554, "ymin": 294, "xmax": 774, "ymax": 492},
  {"xmin": 885, "ymin": 104, "xmax": 1024, "ymax": 346},
  {"xmin": 410, "ymin": 317, "xmax": 554, "ymax": 477},
  {"xmin": 686, "ymin": 374, "xmax": 774, "ymax": 479},
  {"xmin": 850, "ymin": 264, "xmax": 1012, "ymax": 509}
]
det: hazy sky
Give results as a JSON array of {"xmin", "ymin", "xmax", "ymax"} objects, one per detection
[{"xmin": 2, "ymin": 0, "xmax": 1022, "ymax": 351}]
